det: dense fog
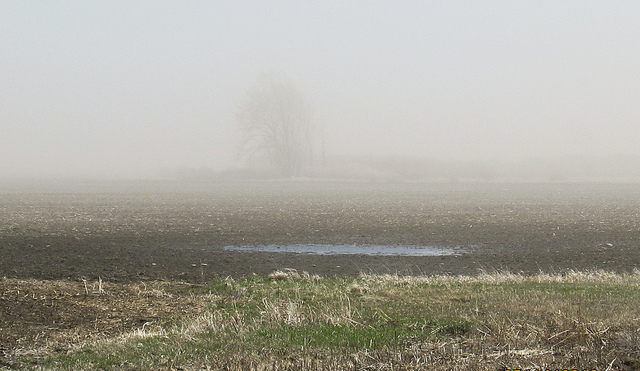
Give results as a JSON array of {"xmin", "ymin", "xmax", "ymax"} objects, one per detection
[{"xmin": 2, "ymin": 2, "xmax": 640, "ymax": 181}]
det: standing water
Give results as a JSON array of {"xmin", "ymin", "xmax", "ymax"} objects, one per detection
[{"xmin": 223, "ymin": 244, "xmax": 461, "ymax": 256}]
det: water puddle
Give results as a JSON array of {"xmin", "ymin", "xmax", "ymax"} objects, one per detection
[{"xmin": 224, "ymin": 244, "xmax": 461, "ymax": 256}]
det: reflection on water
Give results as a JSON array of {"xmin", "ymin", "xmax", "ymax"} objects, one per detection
[{"xmin": 224, "ymin": 244, "xmax": 460, "ymax": 256}]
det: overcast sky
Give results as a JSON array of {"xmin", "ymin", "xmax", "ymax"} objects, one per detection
[{"xmin": 2, "ymin": 1, "xmax": 639, "ymax": 179}]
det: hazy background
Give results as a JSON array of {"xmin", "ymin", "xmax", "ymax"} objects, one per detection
[{"xmin": 2, "ymin": 1, "xmax": 639, "ymax": 180}]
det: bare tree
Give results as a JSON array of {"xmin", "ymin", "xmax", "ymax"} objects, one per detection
[{"xmin": 237, "ymin": 74, "xmax": 314, "ymax": 176}]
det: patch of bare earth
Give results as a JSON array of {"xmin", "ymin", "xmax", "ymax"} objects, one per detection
[{"xmin": 0, "ymin": 278, "xmax": 202, "ymax": 366}]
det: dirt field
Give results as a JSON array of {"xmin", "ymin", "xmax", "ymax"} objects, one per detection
[
  {"xmin": 2, "ymin": 181, "xmax": 639, "ymax": 281},
  {"xmin": 1, "ymin": 180, "xmax": 640, "ymax": 359}
]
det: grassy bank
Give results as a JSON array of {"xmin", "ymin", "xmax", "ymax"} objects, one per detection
[{"xmin": 5, "ymin": 270, "xmax": 640, "ymax": 370}]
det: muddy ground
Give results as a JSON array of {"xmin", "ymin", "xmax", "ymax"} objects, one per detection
[
  {"xmin": 2, "ymin": 181, "xmax": 640, "ymax": 281},
  {"xmin": 1, "ymin": 181, "xmax": 640, "ymax": 359}
]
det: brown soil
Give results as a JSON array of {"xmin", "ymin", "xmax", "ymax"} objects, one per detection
[
  {"xmin": 0, "ymin": 278, "xmax": 202, "ymax": 366},
  {"xmin": 1, "ymin": 181, "xmax": 640, "ymax": 362}
]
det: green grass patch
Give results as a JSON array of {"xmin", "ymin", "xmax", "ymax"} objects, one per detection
[{"xmin": 21, "ymin": 270, "xmax": 640, "ymax": 370}]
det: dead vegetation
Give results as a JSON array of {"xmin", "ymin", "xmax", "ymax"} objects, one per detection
[
  {"xmin": 2, "ymin": 270, "xmax": 639, "ymax": 370},
  {"xmin": 0, "ymin": 278, "xmax": 204, "ymax": 365}
]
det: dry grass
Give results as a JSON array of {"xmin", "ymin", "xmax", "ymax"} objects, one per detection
[
  {"xmin": 268, "ymin": 268, "xmax": 323, "ymax": 281},
  {"xmin": 360, "ymin": 268, "xmax": 640, "ymax": 285},
  {"xmin": 3, "ymin": 270, "xmax": 640, "ymax": 370}
]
